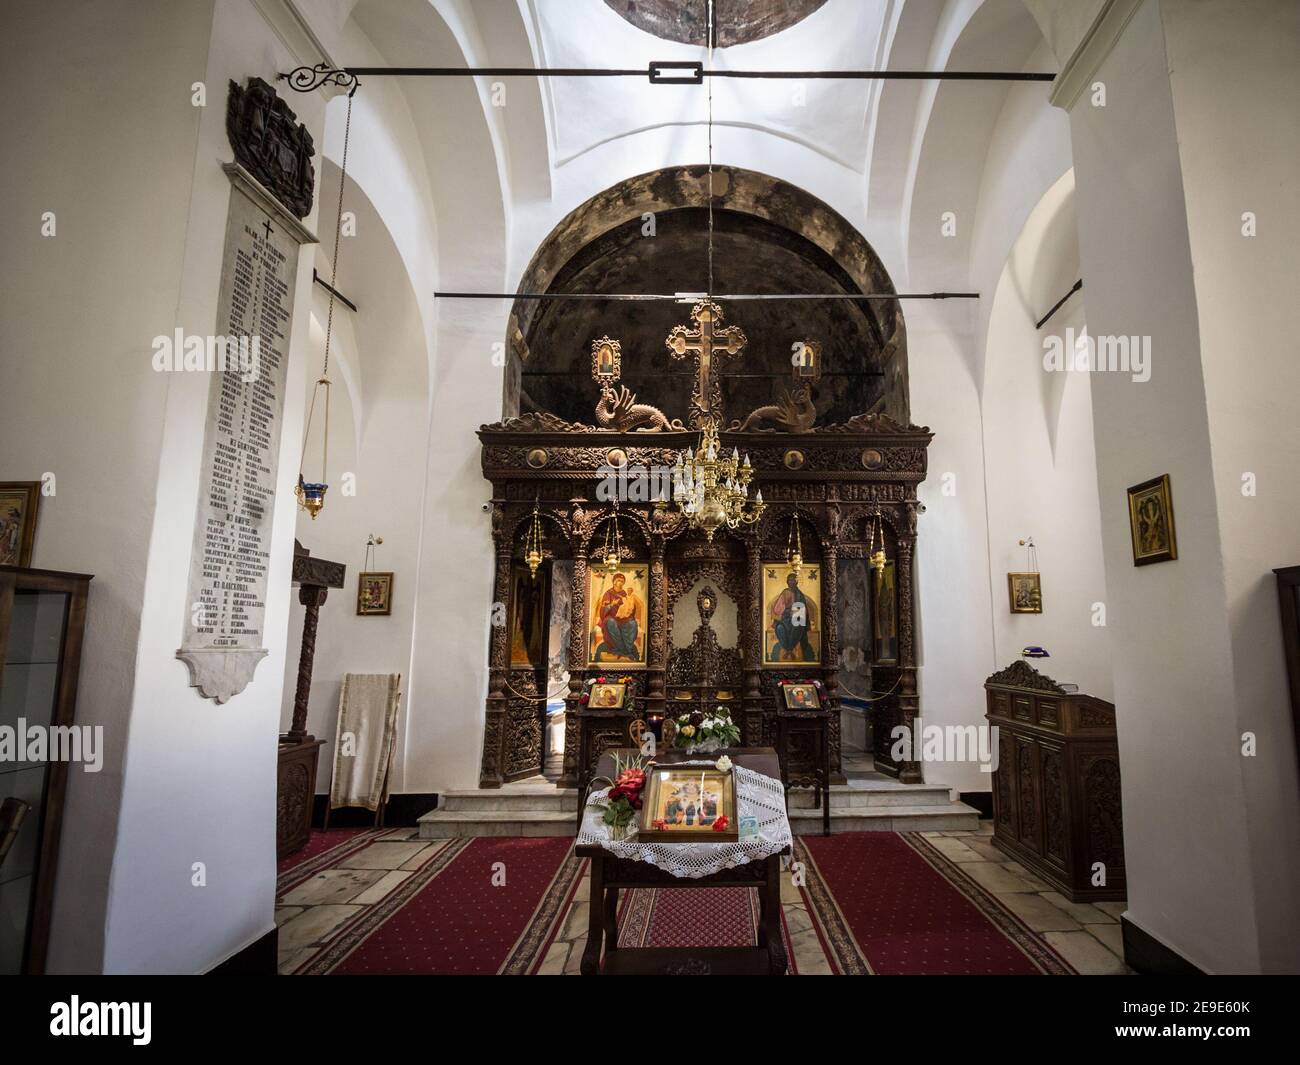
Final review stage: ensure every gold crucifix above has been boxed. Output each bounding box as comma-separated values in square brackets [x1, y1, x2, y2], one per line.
[666, 300, 747, 428]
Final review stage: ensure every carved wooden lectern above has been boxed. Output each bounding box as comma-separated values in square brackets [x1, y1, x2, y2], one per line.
[278, 540, 345, 859]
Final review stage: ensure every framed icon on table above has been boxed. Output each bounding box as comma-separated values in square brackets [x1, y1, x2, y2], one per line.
[639, 765, 738, 842]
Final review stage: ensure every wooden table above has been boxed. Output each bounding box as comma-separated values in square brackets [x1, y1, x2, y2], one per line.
[575, 746, 791, 975]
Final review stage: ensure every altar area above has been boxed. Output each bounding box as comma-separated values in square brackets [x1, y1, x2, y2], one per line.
[420, 297, 980, 839]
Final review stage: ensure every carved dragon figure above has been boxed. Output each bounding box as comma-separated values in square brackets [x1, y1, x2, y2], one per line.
[731, 385, 817, 433]
[595, 384, 677, 432]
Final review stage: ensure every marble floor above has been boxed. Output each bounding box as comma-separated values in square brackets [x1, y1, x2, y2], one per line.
[276, 820, 1132, 975]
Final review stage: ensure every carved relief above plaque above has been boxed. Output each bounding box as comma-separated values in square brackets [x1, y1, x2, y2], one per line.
[226, 77, 316, 219]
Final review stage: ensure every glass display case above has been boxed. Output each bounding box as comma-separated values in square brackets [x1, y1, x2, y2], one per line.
[0, 565, 92, 974]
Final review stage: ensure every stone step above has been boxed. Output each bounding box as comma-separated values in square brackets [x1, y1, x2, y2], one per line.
[438, 787, 578, 813]
[788, 801, 981, 834]
[786, 783, 954, 809]
[418, 808, 576, 839]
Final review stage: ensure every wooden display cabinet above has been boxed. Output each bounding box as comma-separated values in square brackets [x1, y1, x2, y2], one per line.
[984, 660, 1126, 902]
[0, 565, 92, 973]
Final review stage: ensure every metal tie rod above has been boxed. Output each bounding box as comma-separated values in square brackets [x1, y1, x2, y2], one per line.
[434, 291, 978, 302]
[281, 62, 1054, 91]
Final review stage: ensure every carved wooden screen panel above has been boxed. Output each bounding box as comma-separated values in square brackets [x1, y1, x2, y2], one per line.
[1080, 750, 1125, 881]
[504, 565, 550, 781]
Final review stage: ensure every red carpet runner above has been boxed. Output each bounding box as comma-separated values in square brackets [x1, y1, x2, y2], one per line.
[293, 837, 582, 975]
[798, 833, 1075, 974]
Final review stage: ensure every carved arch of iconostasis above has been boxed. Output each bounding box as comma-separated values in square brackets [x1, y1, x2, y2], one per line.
[502, 165, 908, 430]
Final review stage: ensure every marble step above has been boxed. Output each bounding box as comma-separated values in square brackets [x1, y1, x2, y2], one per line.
[438, 787, 578, 813]
[786, 783, 955, 809]
[788, 801, 981, 834]
[418, 808, 576, 839]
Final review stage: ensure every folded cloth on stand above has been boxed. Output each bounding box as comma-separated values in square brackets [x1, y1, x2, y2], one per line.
[329, 673, 401, 812]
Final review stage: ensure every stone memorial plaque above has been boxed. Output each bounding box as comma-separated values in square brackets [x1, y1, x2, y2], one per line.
[177, 165, 316, 702]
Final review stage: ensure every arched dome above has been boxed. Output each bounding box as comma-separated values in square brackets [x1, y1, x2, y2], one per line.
[505, 165, 908, 428]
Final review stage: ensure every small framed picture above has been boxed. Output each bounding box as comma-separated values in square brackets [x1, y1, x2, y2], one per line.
[589, 682, 626, 709]
[1128, 474, 1178, 566]
[0, 482, 41, 568]
[357, 572, 394, 616]
[1008, 572, 1043, 614]
[640, 765, 738, 842]
[780, 682, 821, 710]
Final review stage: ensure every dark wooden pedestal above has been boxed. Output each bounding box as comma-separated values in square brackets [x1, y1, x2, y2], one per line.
[776, 709, 832, 836]
[277, 736, 325, 860]
[279, 541, 345, 860]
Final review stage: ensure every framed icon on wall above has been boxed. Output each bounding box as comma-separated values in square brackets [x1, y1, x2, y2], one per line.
[357, 572, 393, 616]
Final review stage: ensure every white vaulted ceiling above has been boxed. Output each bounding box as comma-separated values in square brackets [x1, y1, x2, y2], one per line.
[525, 0, 890, 173]
[310, 0, 1067, 368]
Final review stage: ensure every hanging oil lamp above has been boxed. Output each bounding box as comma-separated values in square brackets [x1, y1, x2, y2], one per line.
[1019, 537, 1042, 611]
[524, 499, 544, 579]
[601, 502, 623, 575]
[295, 86, 357, 520]
[296, 374, 331, 519]
[786, 510, 804, 578]
[869, 511, 888, 574]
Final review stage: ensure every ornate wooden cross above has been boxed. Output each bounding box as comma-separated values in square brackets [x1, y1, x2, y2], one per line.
[666, 300, 747, 428]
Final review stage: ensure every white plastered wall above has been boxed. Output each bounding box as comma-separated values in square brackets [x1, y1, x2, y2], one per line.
[1058, 0, 1300, 972]
[1, 0, 330, 972]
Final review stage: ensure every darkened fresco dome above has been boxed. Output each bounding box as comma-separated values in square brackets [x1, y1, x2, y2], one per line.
[604, 0, 829, 48]
[504, 166, 909, 429]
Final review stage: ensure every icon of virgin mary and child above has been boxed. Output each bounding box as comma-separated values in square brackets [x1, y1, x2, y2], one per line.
[591, 571, 644, 663]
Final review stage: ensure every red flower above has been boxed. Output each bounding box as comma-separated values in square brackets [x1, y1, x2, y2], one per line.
[712, 815, 729, 832]
[652, 819, 667, 830]
[608, 768, 646, 809]
[616, 768, 645, 792]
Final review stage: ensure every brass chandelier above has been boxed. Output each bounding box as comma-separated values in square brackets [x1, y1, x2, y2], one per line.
[671, 417, 764, 541]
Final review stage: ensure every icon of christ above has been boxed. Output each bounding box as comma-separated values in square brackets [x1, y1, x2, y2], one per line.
[762, 563, 821, 665]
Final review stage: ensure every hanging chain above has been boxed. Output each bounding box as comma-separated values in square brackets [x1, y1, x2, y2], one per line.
[322, 90, 354, 379]
[299, 86, 356, 485]
[706, 0, 715, 298]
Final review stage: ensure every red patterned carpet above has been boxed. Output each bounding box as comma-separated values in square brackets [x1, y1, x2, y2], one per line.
[616, 886, 799, 973]
[278, 831, 1078, 975]
[798, 833, 1075, 974]
[291, 837, 581, 975]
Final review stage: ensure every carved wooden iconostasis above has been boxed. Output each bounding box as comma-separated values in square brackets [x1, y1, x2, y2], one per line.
[479, 298, 933, 792]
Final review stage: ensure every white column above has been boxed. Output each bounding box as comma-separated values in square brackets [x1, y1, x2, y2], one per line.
[1050, 0, 1300, 972]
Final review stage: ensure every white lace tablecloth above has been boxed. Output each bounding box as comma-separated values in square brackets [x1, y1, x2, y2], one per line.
[576, 761, 793, 879]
